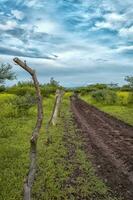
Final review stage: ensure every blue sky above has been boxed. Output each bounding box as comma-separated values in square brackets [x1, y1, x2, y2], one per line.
[0, 0, 133, 87]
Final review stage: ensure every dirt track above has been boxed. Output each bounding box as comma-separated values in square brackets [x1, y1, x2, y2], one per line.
[71, 97, 133, 200]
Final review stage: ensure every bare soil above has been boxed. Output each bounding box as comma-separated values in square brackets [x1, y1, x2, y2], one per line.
[71, 97, 133, 200]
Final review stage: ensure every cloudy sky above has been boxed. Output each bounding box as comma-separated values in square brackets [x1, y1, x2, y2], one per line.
[0, 0, 133, 87]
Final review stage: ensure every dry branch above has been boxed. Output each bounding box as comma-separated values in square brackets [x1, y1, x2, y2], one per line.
[13, 57, 43, 200]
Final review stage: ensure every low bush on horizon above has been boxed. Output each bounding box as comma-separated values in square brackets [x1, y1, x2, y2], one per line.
[5, 78, 63, 97]
[91, 89, 117, 105]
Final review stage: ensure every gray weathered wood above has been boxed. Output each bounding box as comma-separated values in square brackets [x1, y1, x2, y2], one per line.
[13, 57, 43, 200]
[51, 89, 64, 126]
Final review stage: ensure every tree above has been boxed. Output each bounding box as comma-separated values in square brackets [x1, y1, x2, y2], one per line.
[108, 82, 118, 89]
[49, 77, 59, 87]
[0, 64, 16, 84]
[125, 76, 133, 90]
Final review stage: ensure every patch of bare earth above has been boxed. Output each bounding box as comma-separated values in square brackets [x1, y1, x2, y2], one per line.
[71, 97, 133, 200]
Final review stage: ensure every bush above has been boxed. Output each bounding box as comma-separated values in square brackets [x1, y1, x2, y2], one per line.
[6, 86, 35, 96]
[0, 85, 6, 92]
[91, 90, 104, 102]
[117, 91, 129, 105]
[128, 92, 133, 104]
[11, 93, 36, 116]
[91, 90, 117, 105]
[120, 85, 132, 91]
[41, 85, 57, 97]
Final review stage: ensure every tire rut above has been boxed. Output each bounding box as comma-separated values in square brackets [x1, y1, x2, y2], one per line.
[71, 98, 133, 200]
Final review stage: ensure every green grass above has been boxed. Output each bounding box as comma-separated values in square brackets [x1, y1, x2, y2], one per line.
[0, 96, 37, 199]
[99, 105, 133, 125]
[0, 93, 119, 199]
[32, 95, 118, 200]
[81, 94, 133, 126]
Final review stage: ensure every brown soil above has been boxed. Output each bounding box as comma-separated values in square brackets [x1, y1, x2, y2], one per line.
[71, 97, 133, 200]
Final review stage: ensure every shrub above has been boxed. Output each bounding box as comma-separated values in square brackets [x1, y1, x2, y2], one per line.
[0, 85, 6, 92]
[11, 93, 36, 116]
[6, 86, 35, 96]
[128, 92, 133, 104]
[41, 86, 57, 97]
[120, 85, 132, 91]
[91, 89, 117, 105]
[91, 90, 104, 102]
[117, 91, 129, 105]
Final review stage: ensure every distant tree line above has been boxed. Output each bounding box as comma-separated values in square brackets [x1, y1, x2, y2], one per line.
[0, 63, 133, 96]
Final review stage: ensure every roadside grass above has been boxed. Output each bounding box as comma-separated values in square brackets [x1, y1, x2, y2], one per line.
[81, 94, 133, 126]
[0, 94, 38, 199]
[98, 105, 133, 126]
[0, 93, 119, 200]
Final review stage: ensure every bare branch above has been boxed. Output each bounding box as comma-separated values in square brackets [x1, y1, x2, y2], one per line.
[13, 57, 43, 200]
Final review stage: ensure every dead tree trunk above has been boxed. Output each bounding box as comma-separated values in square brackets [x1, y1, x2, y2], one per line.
[50, 89, 63, 126]
[13, 58, 43, 200]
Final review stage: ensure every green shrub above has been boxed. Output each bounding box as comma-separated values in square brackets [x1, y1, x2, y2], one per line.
[91, 90, 117, 105]
[11, 93, 36, 116]
[128, 92, 133, 104]
[104, 90, 117, 104]
[91, 90, 104, 102]
[6, 86, 35, 96]
[0, 85, 6, 92]
[116, 91, 133, 105]
[41, 86, 57, 97]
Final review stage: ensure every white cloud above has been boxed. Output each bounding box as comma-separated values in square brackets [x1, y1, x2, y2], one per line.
[25, 0, 45, 8]
[0, 20, 17, 31]
[0, 0, 133, 86]
[95, 12, 125, 30]
[95, 21, 113, 29]
[1, 34, 24, 47]
[115, 45, 133, 54]
[0, 11, 4, 15]
[34, 20, 61, 35]
[11, 10, 24, 20]
[106, 13, 124, 22]
[26, 0, 36, 7]
[119, 26, 133, 39]
[36, 21, 55, 33]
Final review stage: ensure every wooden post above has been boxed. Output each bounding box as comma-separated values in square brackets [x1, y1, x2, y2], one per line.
[47, 89, 63, 128]
[13, 57, 43, 200]
[51, 89, 64, 125]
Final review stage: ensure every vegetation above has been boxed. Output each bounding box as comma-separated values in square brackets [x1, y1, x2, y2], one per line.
[82, 94, 133, 125]
[0, 93, 36, 199]
[125, 76, 133, 90]
[0, 63, 16, 84]
[77, 76, 133, 125]
[6, 77, 63, 97]
[0, 93, 119, 200]
[11, 93, 36, 116]
[91, 89, 117, 105]
[0, 74, 132, 199]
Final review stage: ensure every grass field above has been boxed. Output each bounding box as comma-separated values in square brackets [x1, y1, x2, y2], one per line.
[81, 93, 133, 126]
[0, 93, 119, 200]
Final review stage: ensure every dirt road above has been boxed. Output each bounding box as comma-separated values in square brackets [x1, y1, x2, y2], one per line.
[71, 97, 133, 200]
